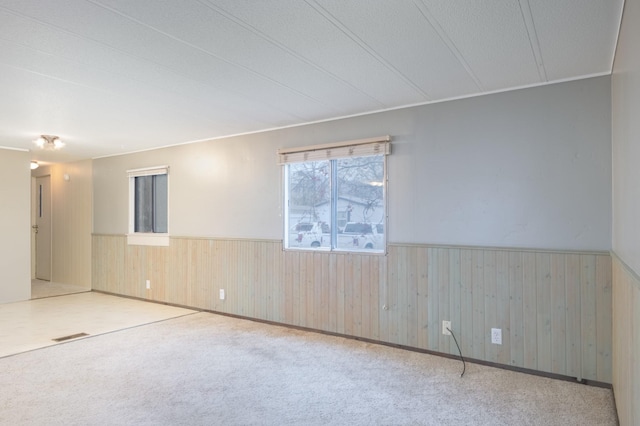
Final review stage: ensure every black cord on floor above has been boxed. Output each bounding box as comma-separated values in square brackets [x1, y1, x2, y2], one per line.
[447, 327, 466, 377]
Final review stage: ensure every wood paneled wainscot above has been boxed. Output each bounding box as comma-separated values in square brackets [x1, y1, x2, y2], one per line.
[612, 255, 640, 425]
[93, 235, 612, 383]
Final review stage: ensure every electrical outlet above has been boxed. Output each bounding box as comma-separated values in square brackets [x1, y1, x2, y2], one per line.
[145, 279, 151, 290]
[491, 328, 502, 344]
[219, 289, 225, 300]
[442, 320, 451, 335]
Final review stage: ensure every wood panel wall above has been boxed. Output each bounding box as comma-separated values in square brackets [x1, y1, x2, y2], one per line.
[92, 235, 612, 383]
[612, 255, 640, 426]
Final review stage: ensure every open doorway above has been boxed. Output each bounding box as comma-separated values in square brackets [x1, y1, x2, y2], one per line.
[30, 173, 88, 299]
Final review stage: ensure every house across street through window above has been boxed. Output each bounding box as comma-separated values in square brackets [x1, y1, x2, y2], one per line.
[279, 136, 390, 253]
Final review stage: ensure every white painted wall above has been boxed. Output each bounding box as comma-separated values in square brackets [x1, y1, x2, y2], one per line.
[613, 0, 640, 272]
[33, 161, 93, 287]
[612, 1, 640, 424]
[0, 148, 31, 303]
[94, 76, 611, 251]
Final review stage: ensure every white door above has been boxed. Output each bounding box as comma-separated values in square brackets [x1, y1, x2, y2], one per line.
[35, 175, 52, 281]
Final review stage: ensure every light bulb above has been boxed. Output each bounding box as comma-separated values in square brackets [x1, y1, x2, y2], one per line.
[34, 137, 45, 148]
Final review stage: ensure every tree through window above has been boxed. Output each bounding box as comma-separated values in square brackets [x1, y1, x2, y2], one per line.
[280, 137, 390, 252]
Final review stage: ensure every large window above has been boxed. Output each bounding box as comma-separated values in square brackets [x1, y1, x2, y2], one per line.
[281, 137, 390, 253]
[127, 166, 169, 246]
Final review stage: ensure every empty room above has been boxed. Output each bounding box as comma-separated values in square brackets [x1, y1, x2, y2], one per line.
[0, 0, 638, 424]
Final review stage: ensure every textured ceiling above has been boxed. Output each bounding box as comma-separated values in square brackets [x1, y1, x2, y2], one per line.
[0, 0, 625, 163]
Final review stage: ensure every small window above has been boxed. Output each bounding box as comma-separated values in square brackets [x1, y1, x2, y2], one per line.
[127, 166, 169, 246]
[134, 174, 167, 233]
[280, 137, 390, 253]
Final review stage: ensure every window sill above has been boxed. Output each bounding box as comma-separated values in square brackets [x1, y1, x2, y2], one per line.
[127, 233, 170, 247]
[284, 246, 385, 255]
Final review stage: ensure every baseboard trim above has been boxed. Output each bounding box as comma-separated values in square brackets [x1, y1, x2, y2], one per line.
[93, 289, 612, 389]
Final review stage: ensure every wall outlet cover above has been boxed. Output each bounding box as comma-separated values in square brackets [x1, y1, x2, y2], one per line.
[491, 328, 502, 345]
[442, 320, 451, 335]
[219, 289, 225, 300]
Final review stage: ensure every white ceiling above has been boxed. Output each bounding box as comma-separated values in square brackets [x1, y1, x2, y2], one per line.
[0, 0, 625, 163]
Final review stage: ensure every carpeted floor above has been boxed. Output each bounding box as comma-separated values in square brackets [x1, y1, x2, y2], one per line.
[0, 312, 617, 425]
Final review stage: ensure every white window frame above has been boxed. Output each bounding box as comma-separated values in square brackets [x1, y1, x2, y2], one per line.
[279, 136, 390, 253]
[127, 165, 170, 246]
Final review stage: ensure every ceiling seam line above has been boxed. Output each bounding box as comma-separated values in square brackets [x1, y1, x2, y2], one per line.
[412, 0, 484, 92]
[0, 61, 243, 131]
[197, 0, 388, 110]
[0, 3, 308, 122]
[609, 0, 627, 72]
[304, 0, 432, 101]
[518, 0, 548, 82]
[0, 61, 119, 92]
[0, 35, 252, 123]
[87, 0, 342, 115]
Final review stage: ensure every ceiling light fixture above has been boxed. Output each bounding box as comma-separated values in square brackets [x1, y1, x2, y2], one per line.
[30, 161, 39, 170]
[34, 135, 65, 150]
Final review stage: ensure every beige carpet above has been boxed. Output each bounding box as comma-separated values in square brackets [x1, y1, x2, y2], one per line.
[0, 312, 616, 425]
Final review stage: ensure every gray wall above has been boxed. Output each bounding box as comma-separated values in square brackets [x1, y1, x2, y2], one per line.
[0, 148, 31, 303]
[94, 76, 611, 251]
